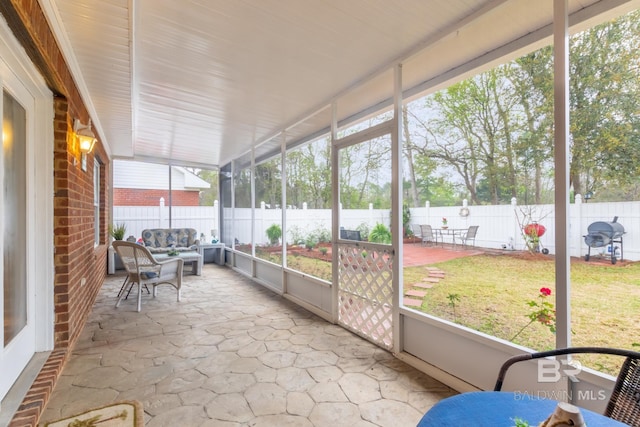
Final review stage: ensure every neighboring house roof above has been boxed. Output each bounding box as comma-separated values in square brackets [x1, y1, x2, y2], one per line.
[113, 160, 210, 191]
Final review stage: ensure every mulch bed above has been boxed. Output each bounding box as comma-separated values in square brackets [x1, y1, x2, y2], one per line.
[492, 248, 636, 267]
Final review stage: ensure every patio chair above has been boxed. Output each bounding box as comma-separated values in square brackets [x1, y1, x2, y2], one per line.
[419, 224, 439, 246]
[112, 240, 184, 312]
[411, 224, 423, 245]
[454, 225, 478, 247]
[494, 347, 640, 425]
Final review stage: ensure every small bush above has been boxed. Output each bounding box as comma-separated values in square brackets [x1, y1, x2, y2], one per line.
[319, 246, 328, 256]
[356, 223, 370, 241]
[266, 223, 282, 245]
[312, 225, 331, 243]
[305, 236, 318, 250]
[368, 223, 391, 244]
[287, 225, 305, 245]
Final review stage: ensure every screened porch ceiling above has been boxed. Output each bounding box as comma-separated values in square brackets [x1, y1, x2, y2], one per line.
[41, 0, 639, 169]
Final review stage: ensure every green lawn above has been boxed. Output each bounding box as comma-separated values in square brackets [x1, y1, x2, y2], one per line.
[253, 247, 640, 374]
[404, 253, 640, 374]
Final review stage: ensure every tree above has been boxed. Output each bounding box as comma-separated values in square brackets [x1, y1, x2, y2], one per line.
[183, 167, 220, 206]
[404, 9, 640, 204]
[508, 48, 554, 204]
[417, 71, 517, 204]
[568, 11, 640, 196]
[255, 159, 281, 208]
[403, 105, 421, 207]
[339, 132, 391, 209]
[286, 138, 332, 208]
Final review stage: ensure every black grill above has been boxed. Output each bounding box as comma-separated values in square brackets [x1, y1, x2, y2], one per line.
[584, 216, 625, 264]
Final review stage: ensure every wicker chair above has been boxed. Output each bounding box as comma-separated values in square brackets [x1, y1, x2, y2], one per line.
[494, 347, 640, 425]
[112, 240, 184, 312]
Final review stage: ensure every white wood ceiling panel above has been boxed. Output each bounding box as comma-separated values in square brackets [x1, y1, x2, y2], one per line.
[44, 0, 132, 157]
[41, 0, 640, 168]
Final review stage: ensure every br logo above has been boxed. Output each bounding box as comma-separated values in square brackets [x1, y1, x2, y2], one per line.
[538, 359, 583, 383]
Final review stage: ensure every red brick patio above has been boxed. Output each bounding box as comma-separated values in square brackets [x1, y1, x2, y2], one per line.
[403, 242, 484, 267]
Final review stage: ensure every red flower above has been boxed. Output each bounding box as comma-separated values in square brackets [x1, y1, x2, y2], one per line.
[511, 287, 556, 341]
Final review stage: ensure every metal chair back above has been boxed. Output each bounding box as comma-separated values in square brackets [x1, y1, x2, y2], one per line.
[420, 225, 438, 246]
[458, 225, 479, 247]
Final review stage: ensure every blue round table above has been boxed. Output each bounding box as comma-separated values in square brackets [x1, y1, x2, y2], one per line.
[417, 391, 629, 426]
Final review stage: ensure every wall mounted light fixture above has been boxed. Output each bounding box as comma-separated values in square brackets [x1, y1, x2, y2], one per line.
[74, 118, 97, 171]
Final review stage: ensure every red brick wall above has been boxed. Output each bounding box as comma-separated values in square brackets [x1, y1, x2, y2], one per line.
[114, 188, 200, 206]
[2, 1, 111, 426]
[53, 104, 109, 349]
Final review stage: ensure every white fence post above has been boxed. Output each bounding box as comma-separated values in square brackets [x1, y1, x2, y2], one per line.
[261, 201, 266, 245]
[213, 200, 219, 239]
[425, 201, 430, 225]
[369, 203, 374, 228]
[511, 197, 518, 250]
[574, 194, 583, 259]
[159, 197, 166, 228]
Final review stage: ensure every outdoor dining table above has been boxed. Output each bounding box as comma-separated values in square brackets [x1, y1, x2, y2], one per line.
[435, 227, 467, 247]
[417, 391, 628, 426]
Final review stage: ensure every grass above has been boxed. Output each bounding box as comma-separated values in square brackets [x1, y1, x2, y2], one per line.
[404, 253, 640, 374]
[242, 246, 640, 374]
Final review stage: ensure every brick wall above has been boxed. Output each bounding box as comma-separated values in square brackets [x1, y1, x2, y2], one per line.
[1, 1, 111, 426]
[114, 188, 200, 206]
[53, 103, 109, 349]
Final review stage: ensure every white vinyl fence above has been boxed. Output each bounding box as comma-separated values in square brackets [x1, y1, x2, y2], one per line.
[113, 198, 220, 242]
[114, 196, 640, 261]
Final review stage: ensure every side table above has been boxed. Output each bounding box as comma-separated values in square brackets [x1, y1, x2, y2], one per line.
[197, 243, 226, 266]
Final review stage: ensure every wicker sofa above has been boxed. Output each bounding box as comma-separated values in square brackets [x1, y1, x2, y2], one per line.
[140, 228, 200, 254]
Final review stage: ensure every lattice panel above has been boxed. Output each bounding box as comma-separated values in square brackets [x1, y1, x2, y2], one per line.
[337, 244, 394, 349]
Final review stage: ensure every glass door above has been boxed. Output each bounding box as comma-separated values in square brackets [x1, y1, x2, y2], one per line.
[0, 85, 35, 400]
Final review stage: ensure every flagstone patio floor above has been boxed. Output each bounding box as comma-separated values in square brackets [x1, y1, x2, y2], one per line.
[39, 263, 458, 426]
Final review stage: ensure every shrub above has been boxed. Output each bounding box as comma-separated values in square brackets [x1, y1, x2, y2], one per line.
[319, 246, 328, 256]
[389, 204, 412, 236]
[266, 223, 282, 245]
[305, 236, 318, 250]
[312, 225, 331, 243]
[403, 204, 411, 235]
[287, 225, 305, 245]
[368, 223, 391, 244]
[356, 222, 370, 241]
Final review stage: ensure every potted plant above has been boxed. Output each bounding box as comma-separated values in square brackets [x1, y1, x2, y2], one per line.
[369, 223, 392, 244]
[109, 223, 127, 240]
[266, 223, 282, 245]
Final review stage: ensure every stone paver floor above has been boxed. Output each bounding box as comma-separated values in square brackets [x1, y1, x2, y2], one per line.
[39, 264, 456, 426]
